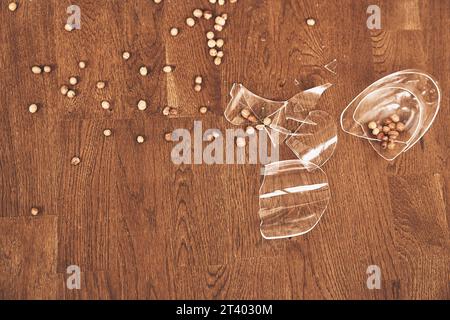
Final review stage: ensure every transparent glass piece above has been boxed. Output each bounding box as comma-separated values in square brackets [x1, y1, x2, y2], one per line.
[285, 110, 337, 168]
[270, 83, 333, 137]
[294, 56, 338, 88]
[225, 83, 334, 149]
[225, 83, 336, 166]
[259, 160, 330, 239]
[224, 83, 287, 127]
[324, 59, 338, 75]
[225, 83, 337, 239]
[340, 70, 441, 160]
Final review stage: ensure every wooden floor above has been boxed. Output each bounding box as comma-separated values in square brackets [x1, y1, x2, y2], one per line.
[1, 0, 449, 300]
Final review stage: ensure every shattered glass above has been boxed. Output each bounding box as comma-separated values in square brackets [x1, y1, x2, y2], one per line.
[285, 110, 337, 168]
[225, 83, 337, 167]
[259, 160, 330, 239]
[224, 83, 287, 128]
[224, 81, 337, 239]
[324, 59, 338, 75]
[340, 70, 441, 160]
[270, 83, 333, 138]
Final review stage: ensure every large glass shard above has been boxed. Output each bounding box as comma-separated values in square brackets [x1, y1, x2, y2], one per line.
[285, 110, 337, 168]
[224, 83, 287, 127]
[225, 83, 333, 146]
[259, 160, 330, 239]
[270, 83, 333, 138]
[340, 70, 441, 160]
[224, 83, 336, 167]
[225, 82, 337, 239]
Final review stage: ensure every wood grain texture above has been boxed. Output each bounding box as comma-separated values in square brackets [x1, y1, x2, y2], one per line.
[0, 0, 449, 300]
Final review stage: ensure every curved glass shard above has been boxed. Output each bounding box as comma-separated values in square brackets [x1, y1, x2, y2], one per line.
[225, 83, 334, 144]
[340, 70, 441, 160]
[225, 83, 337, 239]
[224, 83, 287, 127]
[224, 83, 336, 167]
[285, 110, 337, 168]
[270, 83, 333, 137]
[259, 160, 330, 239]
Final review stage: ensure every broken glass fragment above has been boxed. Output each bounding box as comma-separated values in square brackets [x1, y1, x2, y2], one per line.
[225, 82, 338, 239]
[259, 160, 330, 239]
[225, 83, 334, 147]
[324, 59, 338, 75]
[340, 70, 441, 160]
[285, 110, 337, 168]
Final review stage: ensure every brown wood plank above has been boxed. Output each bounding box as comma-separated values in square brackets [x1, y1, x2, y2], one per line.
[388, 174, 450, 299]
[0, 216, 58, 299]
[174, 258, 290, 299]
[0, 0, 449, 299]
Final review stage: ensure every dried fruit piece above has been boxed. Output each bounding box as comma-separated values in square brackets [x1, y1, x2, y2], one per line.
[306, 18, 316, 26]
[71, 157, 81, 166]
[31, 207, 39, 216]
[8, 2, 17, 12]
[138, 100, 147, 111]
[31, 66, 42, 74]
[28, 104, 38, 113]
[136, 135, 145, 144]
[170, 27, 179, 36]
[368, 121, 377, 130]
[122, 51, 131, 60]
